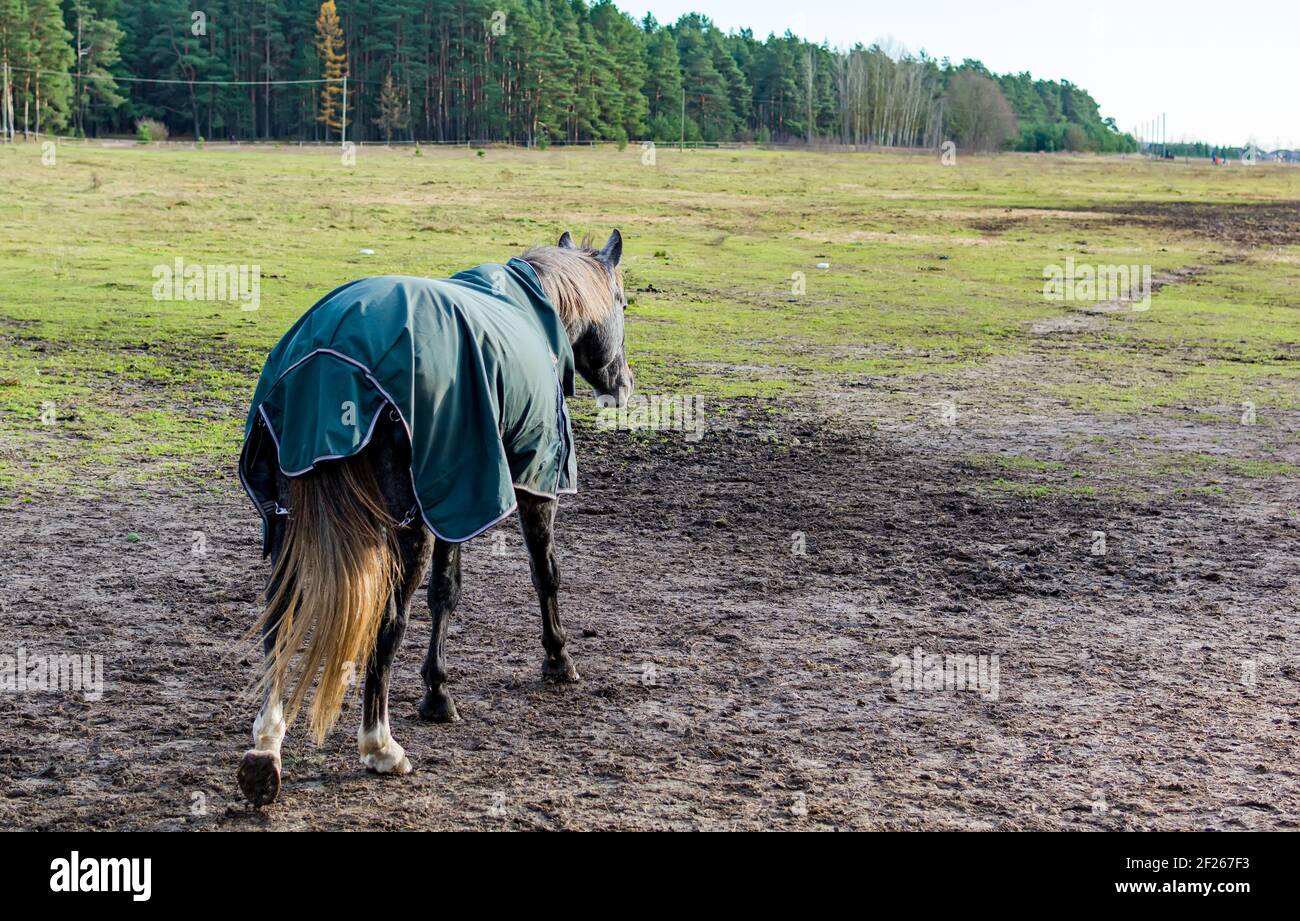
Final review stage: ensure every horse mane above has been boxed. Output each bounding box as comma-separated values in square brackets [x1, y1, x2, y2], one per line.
[519, 241, 618, 333]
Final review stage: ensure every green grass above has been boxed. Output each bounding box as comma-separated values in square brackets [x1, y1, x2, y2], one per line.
[964, 452, 1065, 473]
[979, 473, 1102, 500]
[1, 141, 1298, 491]
[1153, 452, 1300, 479]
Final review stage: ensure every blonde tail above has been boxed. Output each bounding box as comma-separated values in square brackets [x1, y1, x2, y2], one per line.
[253, 455, 400, 744]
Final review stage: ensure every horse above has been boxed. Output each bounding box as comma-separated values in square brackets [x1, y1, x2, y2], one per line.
[235, 230, 632, 807]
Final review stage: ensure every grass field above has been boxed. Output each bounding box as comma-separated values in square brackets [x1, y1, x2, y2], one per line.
[2, 141, 1299, 830]
[2, 142, 1298, 493]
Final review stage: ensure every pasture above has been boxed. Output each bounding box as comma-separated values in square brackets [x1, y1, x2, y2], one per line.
[1, 142, 1298, 829]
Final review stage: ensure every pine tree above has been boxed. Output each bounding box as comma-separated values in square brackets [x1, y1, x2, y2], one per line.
[0, 1, 26, 141]
[642, 26, 682, 140]
[674, 16, 732, 141]
[0, 0, 34, 142]
[750, 33, 800, 139]
[710, 28, 747, 138]
[16, 0, 72, 135]
[574, 17, 610, 141]
[67, 0, 124, 138]
[529, 0, 575, 146]
[549, 0, 586, 142]
[373, 70, 406, 142]
[123, 0, 218, 139]
[590, 0, 645, 140]
[314, 0, 345, 138]
[0, 0, 1135, 150]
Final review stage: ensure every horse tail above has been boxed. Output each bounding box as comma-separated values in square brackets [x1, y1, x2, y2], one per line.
[253, 453, 401, 744]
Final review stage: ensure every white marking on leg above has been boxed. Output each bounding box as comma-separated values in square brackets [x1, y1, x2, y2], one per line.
[252, 696, 286, 757]
[358, 717, 411, 774]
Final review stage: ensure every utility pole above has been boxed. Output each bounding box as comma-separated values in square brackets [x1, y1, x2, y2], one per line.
[341, 74, 348, 147]
[1, 63, 11, 143]
[680, 88, 685, 151]
[6, 62, 15, 144]
[806, 47, 815, 146]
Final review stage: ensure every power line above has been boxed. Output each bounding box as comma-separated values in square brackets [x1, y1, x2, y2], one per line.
[8, 66, 821, 106]
[7, 65, 339, 87]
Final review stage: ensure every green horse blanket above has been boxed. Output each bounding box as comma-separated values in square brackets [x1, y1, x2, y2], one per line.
[239, 258, 576, 545]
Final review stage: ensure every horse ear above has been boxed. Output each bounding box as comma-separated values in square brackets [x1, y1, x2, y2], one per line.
[598, 228, 623, 267]
[558, 231, 575, 249]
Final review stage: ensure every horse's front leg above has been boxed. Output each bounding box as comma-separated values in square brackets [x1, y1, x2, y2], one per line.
[418, 539, 462, 722]
[517, 490, 580, 682]
[358, 525, 431, 774]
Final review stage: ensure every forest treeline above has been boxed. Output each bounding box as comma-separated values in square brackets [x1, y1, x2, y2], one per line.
[0, 0, 1137, 152]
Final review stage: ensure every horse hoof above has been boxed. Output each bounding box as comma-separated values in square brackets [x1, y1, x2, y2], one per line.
[363, 751, 413, 775]
[418, 689, 461, 723]
[238, 749, 281, 807]
[543, 656, 581, 683]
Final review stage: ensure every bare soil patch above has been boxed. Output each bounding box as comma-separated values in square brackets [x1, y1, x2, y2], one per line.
[3, 400, 1297, 830]
[1081, 200, 1300, 248]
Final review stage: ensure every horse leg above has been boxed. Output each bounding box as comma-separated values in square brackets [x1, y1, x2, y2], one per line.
[418, 539, 462, 722]
[358, 524, 431, 774]
[238, 511, 289, 807]
[517, 490, 580, 682]
[239, 688, 286, 807]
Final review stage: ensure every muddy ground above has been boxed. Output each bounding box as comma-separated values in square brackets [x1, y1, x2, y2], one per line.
[3, 197, 1299, 831]
[3, 390, 1298, 830]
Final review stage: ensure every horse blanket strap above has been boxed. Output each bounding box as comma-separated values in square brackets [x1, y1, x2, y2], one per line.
[238, 258, 577, 548]
[259, 499, 290, 517]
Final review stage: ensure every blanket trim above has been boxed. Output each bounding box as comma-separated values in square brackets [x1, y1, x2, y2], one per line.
[239, 345, 575, 545]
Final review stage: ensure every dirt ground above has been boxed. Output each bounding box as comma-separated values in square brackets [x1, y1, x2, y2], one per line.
[3, 388, 1298, 830]
[2, 195, 1299, 830]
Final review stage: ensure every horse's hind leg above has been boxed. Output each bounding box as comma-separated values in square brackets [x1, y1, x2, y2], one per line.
[239, 689, 286, 806]
[418, 539, 462, 722]
[358, 524, 430, 773]
[357, 411, 432, 771]
[517, 490, 580, 682]
[238, 512, 289, 807]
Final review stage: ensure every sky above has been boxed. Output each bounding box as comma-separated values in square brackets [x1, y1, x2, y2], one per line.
[620, 0, 1300, 149]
